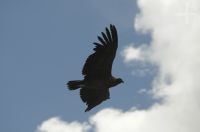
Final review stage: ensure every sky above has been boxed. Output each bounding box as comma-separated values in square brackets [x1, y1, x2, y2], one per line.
[1, 0, 200, 132]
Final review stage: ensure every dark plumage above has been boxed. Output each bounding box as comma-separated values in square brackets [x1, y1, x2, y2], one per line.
[67, 24, 123, 112]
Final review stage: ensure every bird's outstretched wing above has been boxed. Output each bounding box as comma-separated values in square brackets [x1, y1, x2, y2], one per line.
[82, 24, 118, 79]
[80, 88, 110, 112]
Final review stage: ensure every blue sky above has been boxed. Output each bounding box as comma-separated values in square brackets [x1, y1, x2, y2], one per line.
[0, 0, 156, 131]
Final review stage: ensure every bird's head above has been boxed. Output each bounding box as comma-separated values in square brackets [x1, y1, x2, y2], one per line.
[116, 78, 124, 84]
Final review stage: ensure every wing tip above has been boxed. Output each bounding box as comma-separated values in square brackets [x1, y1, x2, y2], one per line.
[84, 106, 93, 112]
[85, 108, 90, 112]
[110, 24, 116, 30]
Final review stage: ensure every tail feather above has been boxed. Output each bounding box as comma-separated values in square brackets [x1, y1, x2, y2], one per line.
[67, 80, 83, 90]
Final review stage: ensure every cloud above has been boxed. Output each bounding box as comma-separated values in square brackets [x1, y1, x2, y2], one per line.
[37, 0, 200, 132]
[121, 44, 156, 77]
[37, 117, 90, 132]
[121, 45, 144, 62]
[138, 88, 148, 94]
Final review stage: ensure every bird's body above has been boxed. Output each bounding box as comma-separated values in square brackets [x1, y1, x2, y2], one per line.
[67, 24, 123, 112]
[69, 77, 121, 90]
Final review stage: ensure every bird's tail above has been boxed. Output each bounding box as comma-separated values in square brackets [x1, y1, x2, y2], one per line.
[67, 80, 83, 90]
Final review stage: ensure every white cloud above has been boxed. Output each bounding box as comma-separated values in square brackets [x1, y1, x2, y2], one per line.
[138, 88, 148, 94]
[121, 44, 155, 77]
[37, 0, 200, 132]
[37, 117, 90, 132]
[121, 45, 143, 62]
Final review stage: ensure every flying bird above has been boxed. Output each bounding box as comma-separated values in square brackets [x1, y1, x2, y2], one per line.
[67, 24, 124, 112]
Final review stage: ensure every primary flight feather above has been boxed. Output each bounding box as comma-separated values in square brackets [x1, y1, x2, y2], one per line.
[67, 24, 123, 112]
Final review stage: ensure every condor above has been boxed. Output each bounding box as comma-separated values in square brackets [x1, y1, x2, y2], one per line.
[67, 24, 123, 112]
